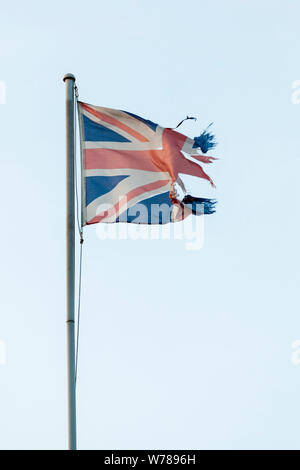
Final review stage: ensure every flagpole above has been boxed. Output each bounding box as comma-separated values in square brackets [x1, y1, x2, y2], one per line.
[63, 73, 77, 450]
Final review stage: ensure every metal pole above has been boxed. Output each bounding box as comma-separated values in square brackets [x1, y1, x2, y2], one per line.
[63, 73, 77, 450]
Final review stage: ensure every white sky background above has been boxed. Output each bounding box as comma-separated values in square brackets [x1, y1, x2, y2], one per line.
[0, 0, 300, 449]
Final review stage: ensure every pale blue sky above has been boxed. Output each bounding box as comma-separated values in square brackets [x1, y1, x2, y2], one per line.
[1, 0, 300, 450]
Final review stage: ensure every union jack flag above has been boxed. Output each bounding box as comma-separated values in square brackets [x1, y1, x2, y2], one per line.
[78, 101, 217, 225]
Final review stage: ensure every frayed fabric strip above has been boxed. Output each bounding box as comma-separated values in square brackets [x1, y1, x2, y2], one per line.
[182, 195, 217, 215]
[193, 128, 217, 153]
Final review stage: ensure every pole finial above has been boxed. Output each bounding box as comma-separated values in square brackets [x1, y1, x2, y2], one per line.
[63, 73, 76, 82]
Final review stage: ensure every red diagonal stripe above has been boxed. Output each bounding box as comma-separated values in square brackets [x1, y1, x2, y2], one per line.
[80, 102, 149, 143]
[87, 179, 170, 224]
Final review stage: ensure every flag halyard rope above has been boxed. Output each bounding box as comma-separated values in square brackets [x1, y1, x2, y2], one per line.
[74, 85, 84, 385]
